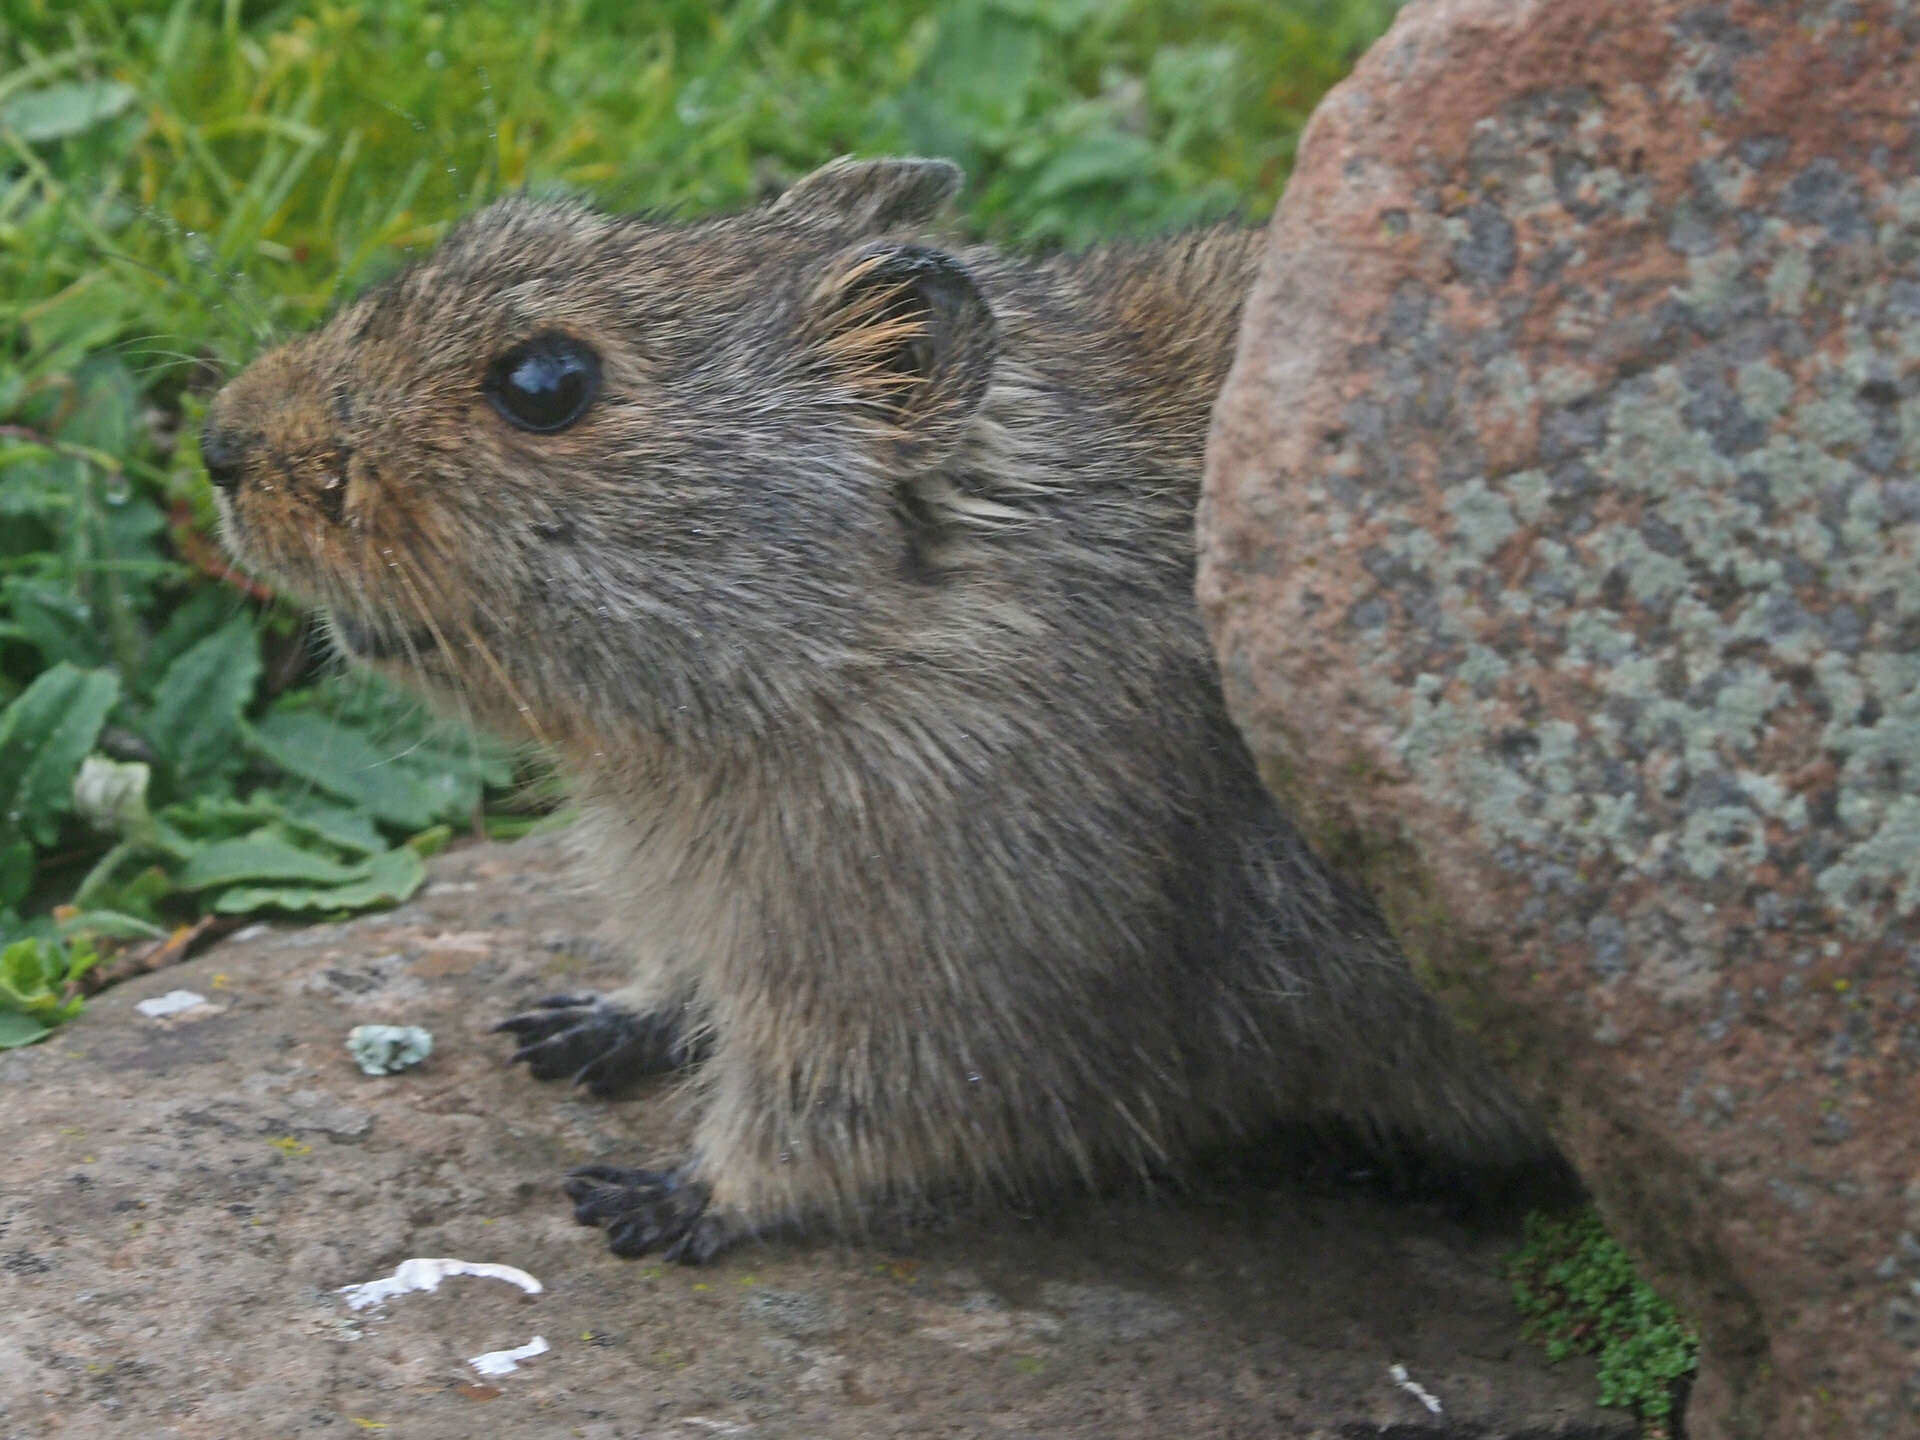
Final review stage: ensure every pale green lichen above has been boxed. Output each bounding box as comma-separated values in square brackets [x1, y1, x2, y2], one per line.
[1888, 176, 1920, 228]
[1354, 124, 1920, 938]
[1584, 523, 1690, 608]
[1678, 247, 1747, 319]
[1459, 643, 1510, 691]
[1735, 770, 1808, 828]
[1395, 523, 1444, 575]
[1735, 359, 1795, 423]
[1538, 365, 1599, 406]
[1756, 433, 1839, 512]
[1564, 610, 1638, 666]
[1765, 245, 1811, 314]
[1679, 806, 1769, 879]
[1797, 389, 1872, 453]
[1502, 467, 1554, 525]
[346, 1024, 433, 1076]
[1445, 479, 1519, 559]
[1484, 354, 1537, 429]
[1816, 797, 1920, 914]
[1717, 666, 1790, 746]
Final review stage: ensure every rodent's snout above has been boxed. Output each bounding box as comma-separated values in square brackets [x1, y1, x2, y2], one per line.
[199, 417, 247, 493]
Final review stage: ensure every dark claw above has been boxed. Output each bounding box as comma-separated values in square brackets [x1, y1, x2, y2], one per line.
[493, 994, 704, 1095]
[563, 1163, 733, 1263]
[530, 992, 600, 1010]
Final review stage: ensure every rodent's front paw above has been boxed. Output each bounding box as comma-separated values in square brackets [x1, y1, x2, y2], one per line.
[564, 1163, 735, 1263]
[493, 993, 701, 1095]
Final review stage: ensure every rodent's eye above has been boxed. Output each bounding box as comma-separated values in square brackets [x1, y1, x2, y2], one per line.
[483, 332, 601, 434]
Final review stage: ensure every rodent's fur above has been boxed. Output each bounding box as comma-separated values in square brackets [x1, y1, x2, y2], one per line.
[205, 158, 1559, 1260]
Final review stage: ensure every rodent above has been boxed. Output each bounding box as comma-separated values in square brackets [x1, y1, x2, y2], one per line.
[202, 157, 1563, 1262]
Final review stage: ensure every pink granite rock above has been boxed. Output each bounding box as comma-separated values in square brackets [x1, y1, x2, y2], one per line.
[1198, 2, 1920, 1436]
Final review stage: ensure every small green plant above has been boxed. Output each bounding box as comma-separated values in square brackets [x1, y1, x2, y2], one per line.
[0, 932, 99, 1047]
[1509, 1208, 1699, 1435]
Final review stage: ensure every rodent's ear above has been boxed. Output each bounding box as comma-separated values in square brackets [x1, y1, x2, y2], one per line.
[769, 157, 963, 234]
[808, 241, 996, 458]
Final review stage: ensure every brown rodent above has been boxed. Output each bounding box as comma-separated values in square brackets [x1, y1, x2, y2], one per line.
[203, 157, 1561, 1262]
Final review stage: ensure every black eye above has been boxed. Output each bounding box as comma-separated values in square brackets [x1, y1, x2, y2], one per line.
[484, 332, 601, 433]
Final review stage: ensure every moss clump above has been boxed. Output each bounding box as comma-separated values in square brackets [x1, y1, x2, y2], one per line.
[1509, 1209, 1698, 1436]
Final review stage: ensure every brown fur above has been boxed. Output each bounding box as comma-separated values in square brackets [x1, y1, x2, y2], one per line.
[205, 158, 1558, 1254]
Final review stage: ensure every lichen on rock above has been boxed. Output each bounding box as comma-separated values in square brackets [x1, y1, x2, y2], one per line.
[1199, 1, 1920, 1436]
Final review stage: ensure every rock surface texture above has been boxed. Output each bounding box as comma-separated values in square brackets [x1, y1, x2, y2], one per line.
[1198, 2, 1920, 1437]
[0, 837, 1628, 1439]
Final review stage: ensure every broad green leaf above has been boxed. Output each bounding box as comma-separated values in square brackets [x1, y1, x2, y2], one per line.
[143, 614, 260, 794]
[1026, 126, 1159, 202]
[0, 911, 56, 947]
[1146, 45, 1236, 137]
[99, 494, 169, 560]
[19, 277, 136, 383]
[1, 580, 104, 668]
[77, 862, 173, 924]
[484, 812, 558, 842]
[0, 663, 120, 846]
[908, 4, 1046, 141]
[1018, 0, 1115, 32]
[280, 675, 514, 785]
[0, 81, 137, 142]
[177, 831, 364, 891]
[0, 450, 73, 518]
[56, 352, 140, 455]
[250, 708, 474, 831]
[0, 831, 31, 911]
[140, 587, 242, 695]
[152, 793, 287, 849]
[272, 789, 385, 857]
[58, 908, 167, 942]
[0, 1012, 49, 1048]
[406, 823, 453, 859]
[213, 845, 425, 914]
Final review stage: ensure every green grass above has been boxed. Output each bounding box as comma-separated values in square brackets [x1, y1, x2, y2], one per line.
[1510, 1208, 1700, 1435]
[0, 0, 1398, 1043]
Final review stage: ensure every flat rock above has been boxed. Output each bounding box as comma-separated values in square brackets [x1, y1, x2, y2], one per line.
[1, 835, 1625, 1438]
[1197, 2, 1920, 1436]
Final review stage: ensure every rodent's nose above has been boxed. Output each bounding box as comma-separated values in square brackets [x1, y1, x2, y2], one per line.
[199, 420, 248, 493]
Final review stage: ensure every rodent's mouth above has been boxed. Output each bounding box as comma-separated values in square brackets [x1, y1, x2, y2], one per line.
[328, 612, 442, 663]
[219, 505, 449, 668]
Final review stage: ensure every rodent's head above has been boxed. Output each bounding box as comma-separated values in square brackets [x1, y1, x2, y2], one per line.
[204, 158, 999, 755]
